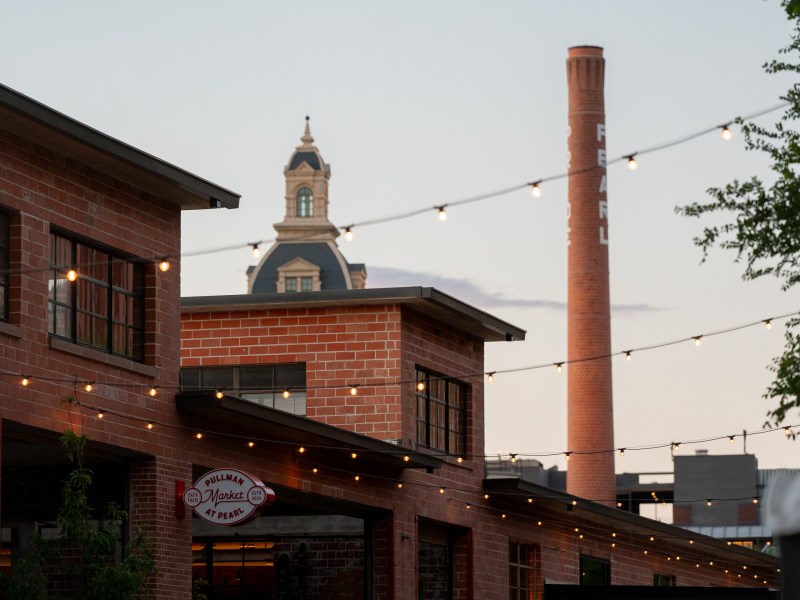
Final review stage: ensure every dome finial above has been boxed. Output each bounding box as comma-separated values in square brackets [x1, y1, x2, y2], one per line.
[301, 115, 314, 145]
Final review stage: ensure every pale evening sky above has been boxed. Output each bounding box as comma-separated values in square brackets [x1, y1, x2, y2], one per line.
[2, 1, 797, 485]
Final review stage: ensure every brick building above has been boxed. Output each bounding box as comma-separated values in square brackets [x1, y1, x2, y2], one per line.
[0, 82, 781, 598]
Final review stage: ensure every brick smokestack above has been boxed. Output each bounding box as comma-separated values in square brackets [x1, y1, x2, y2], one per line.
[566, 46, 615, 505]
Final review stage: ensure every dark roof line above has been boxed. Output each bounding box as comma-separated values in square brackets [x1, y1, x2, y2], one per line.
[182, 286, 526, 343]
[0, 83, 240, 210]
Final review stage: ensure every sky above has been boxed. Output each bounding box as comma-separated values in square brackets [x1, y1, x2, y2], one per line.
[2, 1, 798, 484]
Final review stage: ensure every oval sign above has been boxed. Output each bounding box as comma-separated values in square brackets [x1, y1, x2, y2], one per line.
[183, 468, 275, 526]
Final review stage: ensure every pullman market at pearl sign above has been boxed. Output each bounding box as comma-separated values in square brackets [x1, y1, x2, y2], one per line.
[184, 468, 275, 526]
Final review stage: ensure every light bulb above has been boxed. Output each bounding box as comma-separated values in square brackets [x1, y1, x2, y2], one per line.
[84, 383, 93, 392]
[436, 206, 448, 221]
[618, 448, 626, 457]
[251, 244, 261, 258]
[439, 487, 445, 494]
[625, 351, 632, 362]
[283, 389, 290, 399]
[565, 452, 571, 461]
[487, 372, 494, 383]
[706, 499, 713, 506]
[298, 446, 305, 454]
[555, 363, 563, 373]
[764, 319, 773, 330]
[721, 125, 732, 141]
[354, 475, 360, 481]
[626, 155, 638, 170]
[403, 455, 410, 462]
[351, 452, 358, 459]
[21, 376, 30, 387]
[149, 386, 158, 397]
[416, 382, 425, 392]
[248, 441, 255, 448]
[510, 453, 517, 463]
[67, 269, 78, 282]
[215, 390, 224, 399]
[350, 385, 359, 396]
[196, 432, 203, 440]
[344, 227, 354, 242]
[147, 422, 154, 430]
[693, 336, 702, 346]
[158, 259, 170, 272]
[530, 181, 542, 198]
[729, 436, 735, 444]
[97, 411, 104, 419]
[784, 426, 792, 437]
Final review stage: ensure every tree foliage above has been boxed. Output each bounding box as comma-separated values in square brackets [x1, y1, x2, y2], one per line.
[676, 0, 800, 428]
[0, 429, 155, 600]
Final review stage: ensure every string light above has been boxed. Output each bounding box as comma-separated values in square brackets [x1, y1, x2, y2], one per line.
[555, 362, 563, 374]
[439, 487, 446, 494]
[416, 381, 425, 392]
[706, 499, 713, 507]
[565, 452, 572, 461]
[298, 446, 306, 454]
[436, 206, 448, 221]
[84, 382, 93, 392]
[764, 319, 773, 330]
[283, 388, 291, 399]
[248, 441, 255, 447]
[147, 422, 154, 430]
[349, 384, 359, 396]
[625, 154, 638, 170]
[149, 386, 158, 397]
[251, 243, 261, 258]
[487, 372, 494, 383]
[729, 435, 735, 444]
[158, 259, 170, 272]
[784, 426, 792, 436]
[693, 335, 703, 346]
[530, 180, 542, 198]
[344, 227, 354, 242]
[215, 390, 224, 399]
[96, 411, 104, 419]
[625, 351, 632, 362]
[196, 432, 203, 439]
[720, 124, 733, 140]
[66, 269, 78, 281]
[510, 453, 518, 463]
[20, 376, 30, 387]
[618, 448, 626, 457]
[351, 452, 358, 459]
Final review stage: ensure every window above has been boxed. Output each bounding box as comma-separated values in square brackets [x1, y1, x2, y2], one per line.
[301, 276, 313, 292]
[285, 277, 298, 292]
[509, 542, 537, 600]
[180, 364, 307, 415]
[415, 368, 466, 456]
[48, 232, 144, 360]
[579, 555, 610, 585]
[296, 187, 313, 217]
[653, 573, 675, 586]
[0, 210, 8, 322]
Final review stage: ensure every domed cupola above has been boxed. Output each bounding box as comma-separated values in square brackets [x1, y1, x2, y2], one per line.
[246, 118, 367, 294]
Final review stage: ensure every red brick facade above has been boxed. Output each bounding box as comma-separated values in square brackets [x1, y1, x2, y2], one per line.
[0, 84, 779, 599]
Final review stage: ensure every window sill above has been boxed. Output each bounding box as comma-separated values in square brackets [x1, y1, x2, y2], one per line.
[0, 321, 22, 339]
[49, 337, 157, 378]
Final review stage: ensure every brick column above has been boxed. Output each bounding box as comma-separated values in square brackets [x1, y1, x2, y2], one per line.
[566, 46, 616, 505]
[129, 456, 194, 599]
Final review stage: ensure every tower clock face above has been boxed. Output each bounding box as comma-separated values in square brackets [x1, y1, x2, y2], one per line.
[297, 187, 313, 217]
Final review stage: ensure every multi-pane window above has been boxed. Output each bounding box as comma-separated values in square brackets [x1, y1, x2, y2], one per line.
[301, 276, 313, 292]
[285, 277, 297, 292]
[415, 368, 466, 456]
[509, 542, 536, 600]
[296, 187, 313, 217]
[0, 210, 8, 322]
[180, 364, 307, 415]
[48, 232, 144, 360]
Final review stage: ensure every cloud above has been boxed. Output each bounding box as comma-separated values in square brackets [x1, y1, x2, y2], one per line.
[367, 266, 663, 314]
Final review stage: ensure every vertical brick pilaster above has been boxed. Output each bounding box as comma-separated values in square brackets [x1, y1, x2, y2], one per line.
[129, 456, 193, 599]
[566, 46, 616, 505]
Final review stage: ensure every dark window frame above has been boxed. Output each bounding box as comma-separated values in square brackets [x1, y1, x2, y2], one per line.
[0, 209, 8, 322]
[415, 367, 466, 456]
[180, 364, 307, 415]
[509, 541, 537, 600]
[579, 555, 610, 585]
[48, 230, 145, 360]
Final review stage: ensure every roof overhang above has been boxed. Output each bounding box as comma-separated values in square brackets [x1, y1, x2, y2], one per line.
[176, 391, 442, 473]
[483, 477, 779, 571]
[182, 286, 526, 343]
[0, 83, 239, 210]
